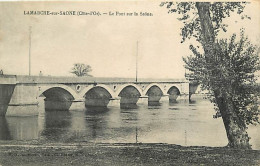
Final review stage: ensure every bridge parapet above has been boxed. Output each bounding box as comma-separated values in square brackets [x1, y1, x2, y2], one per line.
[1, 75, 188, 84]
[0, 75, 17, 84]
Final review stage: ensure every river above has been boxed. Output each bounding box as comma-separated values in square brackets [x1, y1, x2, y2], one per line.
[0, 96, 259, 149]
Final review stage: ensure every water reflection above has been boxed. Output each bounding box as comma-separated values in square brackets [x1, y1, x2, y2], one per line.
[148, 101, 161, 106]
[0, 98, 259, 150]
[0, 116, 38, 140]
[85, 106, 109, 114]
[84, 107, 109, 141]
[40, 111, 72, 142]
[168, 101, 179, 106]
[120, 103, 138, 109]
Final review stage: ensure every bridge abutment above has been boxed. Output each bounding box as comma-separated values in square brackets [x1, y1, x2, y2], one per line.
[5, 84, 39, 116]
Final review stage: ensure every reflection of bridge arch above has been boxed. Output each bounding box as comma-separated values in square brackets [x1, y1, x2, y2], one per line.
[79, 84, 115, 99]
[39, 84, 77, 100]
[115, 84, 143, 97]
[143, 83, 164, 96]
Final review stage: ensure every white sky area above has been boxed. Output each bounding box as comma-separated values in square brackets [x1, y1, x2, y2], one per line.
[0, 1, 259, 78]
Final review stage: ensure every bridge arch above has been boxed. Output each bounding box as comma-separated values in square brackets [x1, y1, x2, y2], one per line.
[79, 84, 115, 98]
[143, 83, 164, 104]
[39, 85, 77, 100]
[39, 85, 76, 111]
[167, 86, 181, 102]
[116, 84, 142, 109]
[80, 84, 114, 107]
[115, 84, 143, 97]
[165, 85, 182, 94]
[143, 83, 164, 96]
[167, 86, 181, 95]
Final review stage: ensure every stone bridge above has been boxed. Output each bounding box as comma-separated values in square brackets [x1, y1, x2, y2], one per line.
[0, 75, 194, 116]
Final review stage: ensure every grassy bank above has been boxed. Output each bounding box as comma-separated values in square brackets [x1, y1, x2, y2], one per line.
[0, 143, 259, 166]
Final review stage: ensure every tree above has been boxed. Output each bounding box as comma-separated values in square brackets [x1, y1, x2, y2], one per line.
[71, 63, 92, 77]
[161, 2, 260, 149]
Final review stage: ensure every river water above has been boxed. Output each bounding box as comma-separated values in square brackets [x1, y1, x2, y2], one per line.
[0, 96, 259, 149]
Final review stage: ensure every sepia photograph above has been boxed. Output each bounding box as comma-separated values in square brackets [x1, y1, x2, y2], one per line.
[0, 0, 260, 165]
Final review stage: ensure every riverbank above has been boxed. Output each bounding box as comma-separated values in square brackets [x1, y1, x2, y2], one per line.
[0, 142, 259, 166]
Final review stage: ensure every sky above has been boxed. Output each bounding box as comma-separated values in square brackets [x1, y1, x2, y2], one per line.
[0, 1, 259, 79]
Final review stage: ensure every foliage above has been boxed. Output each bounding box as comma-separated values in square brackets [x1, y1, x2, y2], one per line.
[183, 30, 260, 125]
[161, 2, 260, 148]
[71, 63, 92, 77]
[160, 2, 260, 124]
[160, 2, 250, 43]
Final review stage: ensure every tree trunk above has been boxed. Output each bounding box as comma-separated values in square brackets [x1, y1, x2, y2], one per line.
[195, 2, 251, 149]
[214, 90, 251, 149]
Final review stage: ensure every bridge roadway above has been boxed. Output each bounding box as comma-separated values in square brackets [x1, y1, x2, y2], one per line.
[0, 75, 194, 116]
